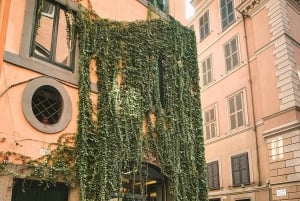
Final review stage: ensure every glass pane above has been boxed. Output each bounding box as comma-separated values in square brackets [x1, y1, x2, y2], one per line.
[55, 8, 72, 66]
[229, 98, 235, 113]
[221, 7, 227, 19]
[236, 93, 242, 110]
[200, 16, 204, 26]
[34, 4, 55, 59]
[204, 11, 208, 21]
[211, 123, 216, 138]
[232, 53, 238, 67]
[230, 114, 236, 129]
[231, 38, 237, 51]
[227, 1, 233, 15]
[226, 58, 232, 71]
[207, 58, 211, 69]
[202, 62, 207, 73]
[206, 126, 211, 140]
[207, 71, 212, 83]
[224, 44, 230, 57]
[221, 0, 226, 8]
[228, 13, 234, 24]
[210, 108, 215, 120]
[205, 23, 209, 36]
[205, 111, 210, 122]
[237, 111, 244, 127]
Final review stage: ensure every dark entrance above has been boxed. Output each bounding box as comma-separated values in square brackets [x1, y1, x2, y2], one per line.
[112, 163, 165, 201]
[11, 179, 68, 201]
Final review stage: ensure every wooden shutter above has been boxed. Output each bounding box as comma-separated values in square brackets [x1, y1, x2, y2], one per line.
[207, 161, 220, 190]
[231, 153, 250, 186]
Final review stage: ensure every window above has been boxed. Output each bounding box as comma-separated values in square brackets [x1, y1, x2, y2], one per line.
[32, 85, 62, 125]
[22, 77, 72, 134]
[228, 91, 245, 130]
[199, 11, 210, 40]
[220, 0, 235, 30]
[204, 106, 217, 140]
[148, 0, 168, 12]
[224, 36, 239, 72]
[32, 0, 76, 70]
[209, 199, 221, 201]
[11, 179, 68, 201]
[231, 153, 250, 186]
[207, 161, 220, 190]
[202, 56, 213, 86]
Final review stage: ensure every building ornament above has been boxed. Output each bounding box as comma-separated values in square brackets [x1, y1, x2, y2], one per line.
[237, 0, 300, 17]
[236, 0, 266, 17]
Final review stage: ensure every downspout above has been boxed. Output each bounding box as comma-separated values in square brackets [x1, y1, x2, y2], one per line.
[241, 15, 262, 187]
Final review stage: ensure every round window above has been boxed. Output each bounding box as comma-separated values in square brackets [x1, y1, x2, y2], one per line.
[22, 77, 72, 133]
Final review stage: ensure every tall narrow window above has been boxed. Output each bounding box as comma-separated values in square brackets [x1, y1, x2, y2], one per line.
[207, 161, 220, 190]
[204, 106, 217, 140]
[220, 0, 235, 30]
[228, 91, 245, 130]
[199, 10, 210, 40]
[32, 0, 76, 70]
[148, 0, 168, 12]
[231, 153, 250, 186]
[224, 36, 239, 72]
[202, 56, 212, 86]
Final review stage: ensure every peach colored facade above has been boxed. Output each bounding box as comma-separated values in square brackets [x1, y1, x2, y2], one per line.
[188, 0, 300, 201]
[0, 0, 187, 201]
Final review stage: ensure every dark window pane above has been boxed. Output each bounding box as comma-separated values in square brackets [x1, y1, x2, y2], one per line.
[236, 93, 242, 110]
[237, 111, 244, 127]
[232, 53, 238, 67]
[210, 108, 215, 120]
[211, 123, 216, 138]
[224, 44, 230, 57]
[229, 98, 235, 113]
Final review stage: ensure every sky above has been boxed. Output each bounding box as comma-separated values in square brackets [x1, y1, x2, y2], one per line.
[185, 0, 195, 19]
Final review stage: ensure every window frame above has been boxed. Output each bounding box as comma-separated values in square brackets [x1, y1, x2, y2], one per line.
[8, 0, 80, 86]
[223, 35, 240, 73]
[227, 90, 246, 131]
[204, 105, 217, 140]
[31, 0, 76, 71]
[201, 55, 213, 87]
[220, 0, 235, 30]
[231, 152, 251, 187]
[207, 161, 220, 190]
[199, 10, 210, 40]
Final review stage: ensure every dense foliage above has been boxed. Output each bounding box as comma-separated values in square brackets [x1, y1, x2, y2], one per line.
[75, 7, 207, 201]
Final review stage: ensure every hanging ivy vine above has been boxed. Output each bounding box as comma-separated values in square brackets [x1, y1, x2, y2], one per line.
[1, 1, 207, 201]
[75, 5, 207, 201]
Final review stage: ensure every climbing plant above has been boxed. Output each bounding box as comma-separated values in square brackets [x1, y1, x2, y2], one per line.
[75, 5, 207, 201]
[1, 1, 207, 201]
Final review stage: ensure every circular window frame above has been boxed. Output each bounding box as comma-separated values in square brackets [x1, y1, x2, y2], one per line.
[22, 77, 72, 133]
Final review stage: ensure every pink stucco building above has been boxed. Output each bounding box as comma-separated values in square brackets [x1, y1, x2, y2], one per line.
[0, 1, 189, 201]
[187, 0, 300, 200]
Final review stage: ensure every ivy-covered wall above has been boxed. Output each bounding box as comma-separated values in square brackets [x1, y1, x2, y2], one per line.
[75, 7, 207, 201]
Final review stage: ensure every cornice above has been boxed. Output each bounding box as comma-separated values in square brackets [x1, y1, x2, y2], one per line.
[236, 0, 267, 17]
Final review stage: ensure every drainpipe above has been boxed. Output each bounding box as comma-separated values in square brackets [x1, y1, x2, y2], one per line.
[241, 15, 262, 187]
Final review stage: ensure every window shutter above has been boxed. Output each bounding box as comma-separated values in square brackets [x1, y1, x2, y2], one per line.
[232, 156, 240, 186]
[240, 153, 250, 184]
[207, 161, 220, 190]
[231, 153, 250, 186]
